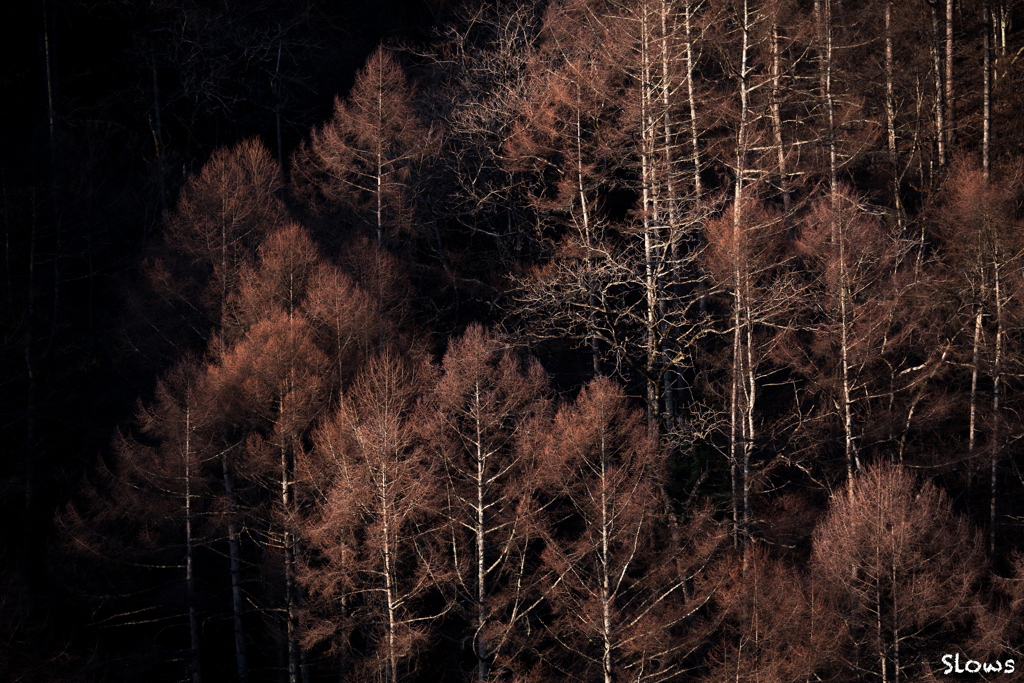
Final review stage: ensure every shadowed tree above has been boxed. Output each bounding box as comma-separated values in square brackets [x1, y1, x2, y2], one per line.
[228, 222, 323, 332]
[291, 46, 436, 250]
[208, 305, 328, 683]
[302, 261, 378, 395]
[157, 138, 287, 342]
[60, 358, 217, 683]
[703, 196, 796, 554]
[813, 463, 985, 683]
[538, 377, 722, 683]
[706, 543, 843, 683]
[505, 0, 625, 375]
[936, 157, 1024, 557]
[785, 187, 936, 490]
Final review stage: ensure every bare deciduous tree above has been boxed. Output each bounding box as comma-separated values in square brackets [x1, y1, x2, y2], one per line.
[813, 463, 984, 683]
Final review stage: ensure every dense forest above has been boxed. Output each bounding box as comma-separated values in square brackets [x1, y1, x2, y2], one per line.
[5, 0, 1024, 681]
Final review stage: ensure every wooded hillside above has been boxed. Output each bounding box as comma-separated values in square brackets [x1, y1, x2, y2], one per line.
[4, 0, 1024, 681]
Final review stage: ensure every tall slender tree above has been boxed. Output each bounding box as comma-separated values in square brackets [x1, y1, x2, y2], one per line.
[936, 158, 1024, 557]
[292, 46, 436, 250]
[300, 353, 445, 683]
[813, 463, 984, 683]
[538, 378, 719, 683]
[420, 325, 551, 682]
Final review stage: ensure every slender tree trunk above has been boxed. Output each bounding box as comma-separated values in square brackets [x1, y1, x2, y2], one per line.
[684, 0, 702, 203]
[729, 0, 751, 553]
[930, 2, 946, 167]
[991, 254, 1003, 556]
[382, 466, 398, 683]
[885, 0, 905, 229]
[684, 0, 708, 327]
[42, 0, 59, 356]
[600, 434, 613, 683]
[185, 406, 203, 683]
[819, 0, 858, 490]
[275, 39, 285, 176]
[281, 400, 299, 683]
[151, 52, 167, 223]
[983, 0, 991, 179]
[660, 0, 679, 421]
[876, 579, 887, 683]
[770, 24, 792, 238]
[969, 299, 983, 453]
[576, 101, 601, 375]
[639, 4, 660, 427]
[222, 454, 249, 683]
[945, 0, 954, 147]
[474, 390, 489, 683]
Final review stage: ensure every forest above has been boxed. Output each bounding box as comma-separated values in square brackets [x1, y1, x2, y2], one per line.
[4, 0, 1024, 681]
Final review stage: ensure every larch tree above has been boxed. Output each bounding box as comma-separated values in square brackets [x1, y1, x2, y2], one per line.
[505, 0, 625, 375]
[299, 353, 445, 683]
[302, 261, 378, 395]
[291, 46, 436, 250]
[538, 377, 720, 683]
[197, 221, 327, 683]
[228, 222, 324, 331]
[787, 188, 920, 490]
[158, 138, 287, 343]
[215, 312, 328, 683]
[703, 196, 795, 555]
[61, 358, 218, 683]
[813, 463, 984, 683]
[419, 324, 551, 682]
[707, 543, 843, 683]
[513, 0, 712, 431]
[936, 158, 1024, 557]
[420, 1, 544, 275]
[208, 222, 330, 683]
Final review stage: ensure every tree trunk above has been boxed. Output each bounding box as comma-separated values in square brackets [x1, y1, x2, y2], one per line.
[730, 0, 751, 552]
[885, 0, 905, 229]
[684, 0, 708, 323]
[185, 406, 203, 683]
[983, 0, 991, 179]
[930, 2, 946, 167]
[382, 465, 398, 683]
[281, 399, 299, 683]
[945, 0, 954, 147]
[222, 454, 249, 683]
[969, 299, 983, 453]
[151, 52, 167, 223]
[275, 40, 285, 176]
[991, 253, 1003, 556]
[770, 24, 792, 239]
[660, 0, 679, 420]
[684, 0, 702, 203]
[474, 390, 489, 683]
[639, 4, 660, 427]
[600, 435, 613, 683]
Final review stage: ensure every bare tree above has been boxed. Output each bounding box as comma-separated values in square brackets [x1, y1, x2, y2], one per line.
[62, 358, 218, 683]
[703, 196, 795, 553]
[706, 543, 842, 683]
[419, 324, 551, 682]
[292, 46, 436, 250]
[300, 353, 445, 683]
[538, 377, 721, 683]
[813, 463, 984, 683]
[159, 137, 287, 343]
[936, 158, 1024, 556]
